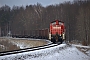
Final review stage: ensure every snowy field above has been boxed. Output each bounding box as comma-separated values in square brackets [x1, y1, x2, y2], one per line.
[0, 44, 90, 60]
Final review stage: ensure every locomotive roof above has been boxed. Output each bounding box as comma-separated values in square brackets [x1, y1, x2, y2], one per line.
[51, 20, 64, 23]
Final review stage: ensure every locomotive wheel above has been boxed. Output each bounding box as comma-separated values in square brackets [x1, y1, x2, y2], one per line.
[51, 38, 53, 42]
[58, 37, 63, 44]
[51, 37, 56, 44]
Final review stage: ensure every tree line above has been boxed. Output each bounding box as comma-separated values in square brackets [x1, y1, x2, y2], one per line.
[0, 0, 90, 45]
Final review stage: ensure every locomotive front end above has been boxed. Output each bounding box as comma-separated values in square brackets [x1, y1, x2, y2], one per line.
[49, 20, 65, 44]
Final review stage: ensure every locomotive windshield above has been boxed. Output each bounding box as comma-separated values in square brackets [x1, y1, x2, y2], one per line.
[51, 20, 63, 25]
[52, 22, 56, 25]
[59, 22, 63, 25]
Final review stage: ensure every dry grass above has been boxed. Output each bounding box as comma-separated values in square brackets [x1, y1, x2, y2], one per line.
[0, 38, 20, 52]
[69, 40, 81, 45]
[82, 40, 88, 46]
[0, 37, 48, 52]
[69, 40, 89, 46]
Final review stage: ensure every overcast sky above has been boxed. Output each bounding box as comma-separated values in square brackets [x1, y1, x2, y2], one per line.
[0, 0, 73, 8]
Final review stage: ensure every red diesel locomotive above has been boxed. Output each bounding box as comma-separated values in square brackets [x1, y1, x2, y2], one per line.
[49, 20, 65, 43]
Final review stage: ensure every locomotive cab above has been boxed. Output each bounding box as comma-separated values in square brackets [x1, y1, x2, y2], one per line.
[49, 20, 65, 44]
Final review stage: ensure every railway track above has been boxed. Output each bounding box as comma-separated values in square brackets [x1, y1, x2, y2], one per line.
[0, 43, 59, 56]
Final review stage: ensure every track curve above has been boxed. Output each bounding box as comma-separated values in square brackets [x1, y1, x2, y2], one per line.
[0, 43, 60, 56]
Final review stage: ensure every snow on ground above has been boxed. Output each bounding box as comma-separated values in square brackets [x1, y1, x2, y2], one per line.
[72, 44, 90, 57]
[86, 50, 90, 56]
[72, 44, 90, 48]
[0, 44, 90, 60]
